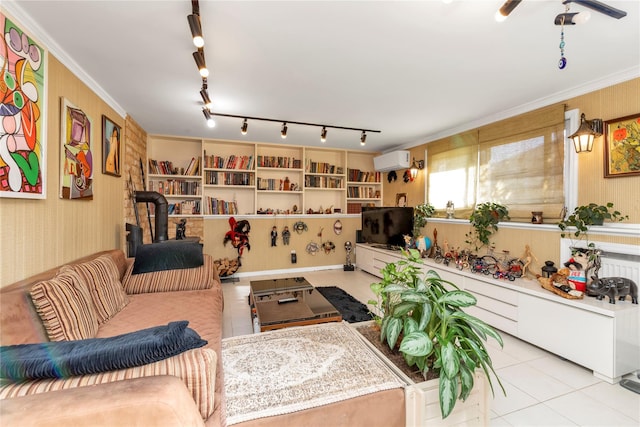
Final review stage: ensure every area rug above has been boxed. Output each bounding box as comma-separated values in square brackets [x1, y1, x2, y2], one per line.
[222, 322, 405, 425]
[316, 286, 374, 323]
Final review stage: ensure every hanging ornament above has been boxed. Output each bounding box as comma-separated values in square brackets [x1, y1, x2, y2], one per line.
[558, 6, 568, 70]
[282, 226, 291, 245]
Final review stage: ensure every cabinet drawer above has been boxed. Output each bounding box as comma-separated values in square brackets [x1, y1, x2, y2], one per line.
[465, 278, 518, 306]
[466, 306, 517, 336]
[473, 293, 518, 321]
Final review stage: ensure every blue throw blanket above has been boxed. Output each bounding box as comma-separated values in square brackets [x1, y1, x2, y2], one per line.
[0, 321, 207, 381]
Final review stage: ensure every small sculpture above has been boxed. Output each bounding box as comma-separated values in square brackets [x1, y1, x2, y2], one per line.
[282, 226, 291, 245]
[322, 241, 335, 254]
[344, 241, 354, 271]
[588, 277, 638, 304]
[293, 221, 308, 234]
[270, 226, 278, 246]
[306, 241, 320, 255]
[175, 219, 186, 240]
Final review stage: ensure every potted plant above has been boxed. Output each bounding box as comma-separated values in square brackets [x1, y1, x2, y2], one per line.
[368, 249, 504, 420]
[465, 202, 509, 252]
[558, 202, 628, 241]
[413, 202, 435, 237]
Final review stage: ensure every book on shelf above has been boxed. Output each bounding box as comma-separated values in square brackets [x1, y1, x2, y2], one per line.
[304, 175, 344, 188]
[167, 200, 201, 215]
[347, 168, 381, 183]
[257, 155, 302, 169]
[347, 186, 379, 199]
[150, 179, 201, 195]
[148, 159, 176, 175]
[305, 159, 343, 175]
[203, 151, 254, 170]
[204, 196, 238, 215]
[205, 171, 255, 186]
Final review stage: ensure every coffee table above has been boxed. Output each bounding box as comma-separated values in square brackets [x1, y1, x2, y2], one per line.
[249, 277, 342, 332]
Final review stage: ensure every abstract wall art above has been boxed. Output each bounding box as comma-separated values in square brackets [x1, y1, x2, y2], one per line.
[60, 97, 93, 200]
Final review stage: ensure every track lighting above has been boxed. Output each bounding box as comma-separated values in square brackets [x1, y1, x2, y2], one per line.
[200, 88, 213, 111]
[360, 131, 367, 146]
[202, 108, 215, 128]
[241, 119, 248, 135]
[320, 127, 327, 143]
[281, 123, 288, 139]
[187, 14, 204, 48]
[192, 50, 209, 78]
[495, 0, 521, 22]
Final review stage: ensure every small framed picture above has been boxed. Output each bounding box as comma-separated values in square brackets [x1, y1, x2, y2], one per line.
[102, 115, 121, 177]
[396, 193, 407, 207]
[603, 113, 640, 178]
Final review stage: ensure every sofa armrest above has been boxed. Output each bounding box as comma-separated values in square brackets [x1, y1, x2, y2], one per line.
[0, 376, 205, 427]
[122, 254, 219, 294]
[0, 348, 217, 420]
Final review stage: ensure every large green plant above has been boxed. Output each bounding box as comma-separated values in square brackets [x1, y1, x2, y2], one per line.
[369, 249, 505, 419]
[465, 202, 509, 251]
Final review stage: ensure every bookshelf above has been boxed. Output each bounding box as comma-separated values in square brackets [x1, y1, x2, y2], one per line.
[146, 135, 382, 216]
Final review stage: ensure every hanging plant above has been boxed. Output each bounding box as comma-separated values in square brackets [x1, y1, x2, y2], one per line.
[465, 202, 509, 252]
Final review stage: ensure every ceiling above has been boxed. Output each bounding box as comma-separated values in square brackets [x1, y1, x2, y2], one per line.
[6, 0, 640, 153]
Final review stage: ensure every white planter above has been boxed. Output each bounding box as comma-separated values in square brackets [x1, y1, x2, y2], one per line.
[353, 322, 490, 427]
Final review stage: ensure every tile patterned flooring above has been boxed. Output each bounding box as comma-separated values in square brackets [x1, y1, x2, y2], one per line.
[222, 268, 640, 426]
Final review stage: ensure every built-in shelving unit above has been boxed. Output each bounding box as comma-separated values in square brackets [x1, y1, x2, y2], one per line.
[146, 135, 381, 217]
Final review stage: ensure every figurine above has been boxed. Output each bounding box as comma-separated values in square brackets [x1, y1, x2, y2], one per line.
[271, 226, 278, 246]
[344, 241, 354, 271]
[282, 226, 291, 245]
[175, 218, 186, 240]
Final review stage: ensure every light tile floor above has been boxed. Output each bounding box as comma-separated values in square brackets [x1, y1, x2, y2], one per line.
[222, 268, 640, 426]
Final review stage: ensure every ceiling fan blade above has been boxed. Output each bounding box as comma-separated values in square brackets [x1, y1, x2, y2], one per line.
[563, 0, 627, 19]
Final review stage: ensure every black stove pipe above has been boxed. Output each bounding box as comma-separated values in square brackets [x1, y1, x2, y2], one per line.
[134, 191, 168, 242]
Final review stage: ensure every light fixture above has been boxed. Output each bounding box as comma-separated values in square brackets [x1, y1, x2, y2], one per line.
[202, 108, 215, 128]
[569, 113, 602, 153]
[187, 14, 204, 48]
[554, 11, 591, 25]
[320, 127, 327, 143]
[495, 0, 522, 22]
[410, 157, 425, 180]
[200, 87, 213, 111]
[193, 50, 209, 78]
[241, 119, 248, 135]
[281, 122, 288, 139]
[360, 131, 367, 146]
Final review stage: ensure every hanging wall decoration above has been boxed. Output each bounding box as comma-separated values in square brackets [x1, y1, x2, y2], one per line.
[0, 12, 47, 199]
[333, 220, 342, 235]
[293, 220, 308, 234]
[102, 115, 121, 177]
[60, 97, 93, 200]
[270, 226, 278, 246]
[282, 226, 291, 245]
[223, 217, 251, 256]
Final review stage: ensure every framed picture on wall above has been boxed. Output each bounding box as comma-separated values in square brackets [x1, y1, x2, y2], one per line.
[396, 193, 407, 207]
[102, 115, 121, 177]
[60, 97, 93, 200]
[603, 113, 640, 178]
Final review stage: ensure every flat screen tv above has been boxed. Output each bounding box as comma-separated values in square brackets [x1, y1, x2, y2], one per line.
[360, 206, 414, 248]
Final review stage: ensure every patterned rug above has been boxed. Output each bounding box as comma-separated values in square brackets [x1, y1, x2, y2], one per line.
[222, 322, 405, 425]
[316, 286, 374, 323]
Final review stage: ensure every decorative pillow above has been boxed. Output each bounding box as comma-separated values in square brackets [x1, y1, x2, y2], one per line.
[30, 269, 99, 341]
[132, 241, 204, 275]
[123, 254, 213, 295]
[62, 255, 130, 324]
[0, 321, 207, 381]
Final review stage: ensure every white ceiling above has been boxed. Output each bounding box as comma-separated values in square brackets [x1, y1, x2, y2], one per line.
[6, 0, 640, 152]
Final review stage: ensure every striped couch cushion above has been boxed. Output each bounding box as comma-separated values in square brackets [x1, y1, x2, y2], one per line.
[62, 255, 129, 324]
[122, 254, 214, 295]
[0, 347, 217, 420]
[29, 270, 99, 341]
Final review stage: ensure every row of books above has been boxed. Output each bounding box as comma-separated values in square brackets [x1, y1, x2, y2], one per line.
[203, 153, 254, 170]
[347, 202, 376, 214]
[257, 178, 299, 191]
[148, 158, 200, 176]
[204, 171, 254, 186]
[204, 196, 238, 215]
[305, 159, 344, 175]
[167, 201, 201, 215]
[347, 186, 380, 199]
[149, 180, 200, 196]
[257, 156, 302, 169]
[304, 176, 344, 189]
[347, 169, 381, 183]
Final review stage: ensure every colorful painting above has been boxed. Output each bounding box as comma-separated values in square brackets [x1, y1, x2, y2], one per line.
[102, 115, 121, 177]
[0, 12, 47, 199]
[604, 114, 640, 178]
[60, 97, 93, 199]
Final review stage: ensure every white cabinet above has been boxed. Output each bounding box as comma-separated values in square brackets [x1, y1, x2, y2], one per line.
[355, 243, 640, 383]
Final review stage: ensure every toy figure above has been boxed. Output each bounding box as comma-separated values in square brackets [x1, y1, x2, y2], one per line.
[282, 226, 291, 245]
[223, 217, 251, 256]
[271, 226, 278, 246]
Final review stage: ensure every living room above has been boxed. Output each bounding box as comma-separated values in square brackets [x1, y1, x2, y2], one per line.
[1, 1, 639, 426]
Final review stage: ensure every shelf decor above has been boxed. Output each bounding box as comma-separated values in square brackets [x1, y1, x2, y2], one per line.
[604, 113, 640, 178]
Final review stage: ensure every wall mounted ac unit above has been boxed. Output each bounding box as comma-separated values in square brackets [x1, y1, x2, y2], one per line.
[373, 150, 411, 172]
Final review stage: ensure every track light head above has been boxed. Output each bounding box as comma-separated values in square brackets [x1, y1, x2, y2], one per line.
[320, 127, 327, 143]
[360, 131, 367, 146]
[202, 108, 215, 128]
[495, 0, 522, 22]
[241, 119, 248, 135]
[188, 14, 204, 48]
[200, 88, 213, 110]
[281, 122, 288, 139]
[193, 50, 209, 78]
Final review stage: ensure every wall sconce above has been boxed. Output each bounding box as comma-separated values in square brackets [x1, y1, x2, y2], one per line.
[570, 113, 602, 153]
[409, 158, 424, 180]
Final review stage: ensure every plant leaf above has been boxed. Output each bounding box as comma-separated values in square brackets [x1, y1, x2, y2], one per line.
[440, 340, 460, 378]
[438, 290, 477, 307]
[401, 291, 430, 303]
[386, 317, 403, 349]
[452, 312, 503, 347]
[418, 301, 432, 330]
[392, 301, 416, 317]
[459, 363, 474, 401]
[399, 331, 433, 357]
[381, 283, 408, 293]
[439, 374, 458, 419]
[404, 317, 419, 335]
